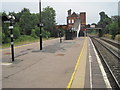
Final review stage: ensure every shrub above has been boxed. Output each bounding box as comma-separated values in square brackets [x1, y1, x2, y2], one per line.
[15, 35, 36, 42]
[14, 25, 20, 39]
[115, 34, 120, 40]
[31, 29, 38, 38]
[2, 33, 5, 43]
[103, 34, 112, 39]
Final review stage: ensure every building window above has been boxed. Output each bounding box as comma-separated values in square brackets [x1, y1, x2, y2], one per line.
[68, 19, 71, 23]
[72, 19, 74, 23]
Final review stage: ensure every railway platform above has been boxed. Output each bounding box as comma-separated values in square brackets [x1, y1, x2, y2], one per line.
[1, 37, 112, 88]
[67, 37, 111, 88]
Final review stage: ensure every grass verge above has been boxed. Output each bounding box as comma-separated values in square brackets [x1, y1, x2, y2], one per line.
[2, 37, 55, 49]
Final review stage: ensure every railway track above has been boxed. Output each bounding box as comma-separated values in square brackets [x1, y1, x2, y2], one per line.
[90, 36, 120, 88]
[100, 38, 120, 49]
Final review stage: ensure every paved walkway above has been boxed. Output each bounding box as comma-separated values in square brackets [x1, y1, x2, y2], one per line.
[2, 37, 85, 88]
[1, 37, 110, 88]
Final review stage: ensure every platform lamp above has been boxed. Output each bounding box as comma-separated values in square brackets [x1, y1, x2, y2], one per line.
[39, 0, 43, 50]
[55, 25, 67, 43]
[55, 25, 62, 43]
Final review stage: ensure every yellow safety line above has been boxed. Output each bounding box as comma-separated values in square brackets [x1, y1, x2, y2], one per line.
[66, 37, 87, 89]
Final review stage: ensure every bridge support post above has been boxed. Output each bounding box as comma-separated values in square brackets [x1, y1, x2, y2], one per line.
[99, 29, 102, 37]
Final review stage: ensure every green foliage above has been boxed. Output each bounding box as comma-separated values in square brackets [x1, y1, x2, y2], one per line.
[14, 24, 20, 39]
[15, 35, 35, 42]
[99, 12, 109, 22]
[35, 26, 51, 38]
[115, 34, 120, 40]
[31, 29, 37, 38]
[2, 33, 5, 42]
[98, 11, 111, 30]
[105, 22, 119, 39]
[35, 26, 40, 37]
[103, 34, 112, 39]
[98, 11, 119, 39]
[2, 24, 10, 44]
[42, 6, 56, 37]
[2, 6, 56, 44]
[98, 18, 111, 33]
[21, 8, 30, 13]
[0, 31, 2, 44]
[42, 28, 51, 38]
[31, 14, 39, 29]
[19, 11, 32, 35]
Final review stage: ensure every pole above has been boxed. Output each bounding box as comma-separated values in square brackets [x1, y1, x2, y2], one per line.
[9, 19, 14, 62]
[60, 30, 62, 43]
[39, 0, 42, 50]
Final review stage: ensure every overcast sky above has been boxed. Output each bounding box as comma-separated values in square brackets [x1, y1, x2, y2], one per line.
[1, 0, 119, 24]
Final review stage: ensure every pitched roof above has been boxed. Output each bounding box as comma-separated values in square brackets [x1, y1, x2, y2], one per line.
[68, 12, 79, 17]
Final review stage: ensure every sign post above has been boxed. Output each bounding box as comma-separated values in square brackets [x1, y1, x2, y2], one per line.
[8, 15, 15, 62]
[9, 23, 14, 61]
[59, 30, 62, 43]
[39, 0, 43, 50]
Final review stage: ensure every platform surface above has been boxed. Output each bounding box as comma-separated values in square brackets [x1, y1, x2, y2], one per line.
[1, 37, 110, 88]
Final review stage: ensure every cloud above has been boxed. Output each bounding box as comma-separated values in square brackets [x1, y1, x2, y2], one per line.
[2, 1, 118, 24]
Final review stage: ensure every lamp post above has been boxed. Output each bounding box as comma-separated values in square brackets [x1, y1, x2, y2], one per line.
[8, 14, 15, 62]
[59, 25, 63, 43]
[39, 0, 42, 50]
[55, 25, 67, 43]
[59, 30, 62, 43]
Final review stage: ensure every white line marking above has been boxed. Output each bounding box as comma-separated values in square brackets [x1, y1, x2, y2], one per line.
[88, 41, 93, 89]
[0, 63, 12, 66]
[89, 37, 111, 88]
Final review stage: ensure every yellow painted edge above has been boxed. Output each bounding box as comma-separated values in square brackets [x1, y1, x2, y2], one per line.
[66, 37, 87, 90]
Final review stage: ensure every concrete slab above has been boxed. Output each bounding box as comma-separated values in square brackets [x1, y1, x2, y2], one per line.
[84, 37, 110, 88]
[2, 37, 85, 88]
[70, 37, 88, 88]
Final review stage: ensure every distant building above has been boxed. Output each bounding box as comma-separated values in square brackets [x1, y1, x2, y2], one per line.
[67, 9, 86, 37]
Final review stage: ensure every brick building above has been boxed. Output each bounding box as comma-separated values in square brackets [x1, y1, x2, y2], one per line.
[66, 9, 86, 37]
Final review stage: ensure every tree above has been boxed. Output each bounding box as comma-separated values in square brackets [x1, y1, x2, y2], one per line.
[98, 11, 111, 34]
[35, 26, 40, 37]
[31, 29, 37, 38]
[42, 29, 51, 38]
[14, 24, 20, 39]
[31, 13, 39, 30]
[19, 8, 32, 35]
[106, 21, 120, 39]
[98, 11, 111, 26]
[2, 6, 57, 44]
[42, 6, 56, 37]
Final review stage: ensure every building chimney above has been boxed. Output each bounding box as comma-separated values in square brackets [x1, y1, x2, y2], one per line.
[80, 12, 86, 25]
[68, 9, 71, 16]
